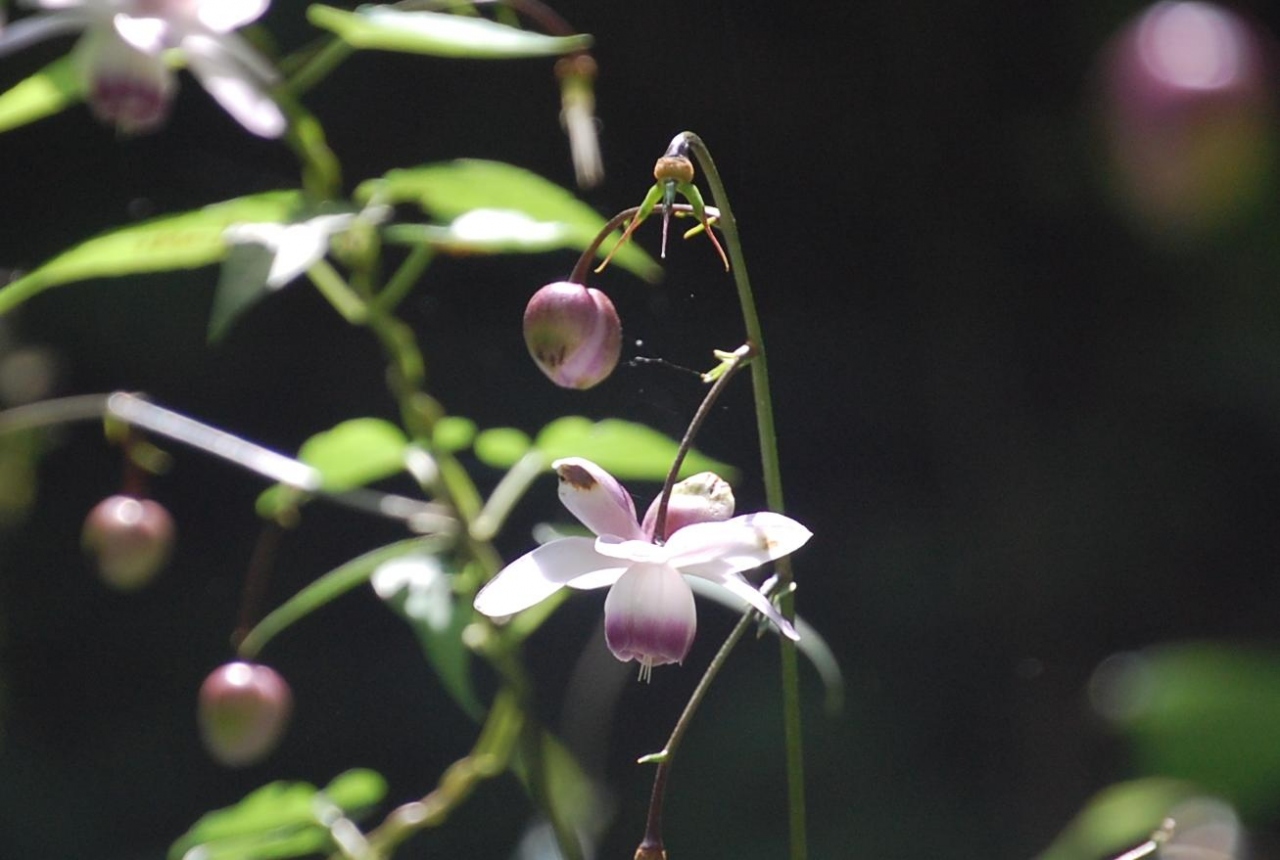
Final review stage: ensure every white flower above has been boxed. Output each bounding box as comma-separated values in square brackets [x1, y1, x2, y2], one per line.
[474, 458, 812, 680]
[0, 0, 284, 137]
[223, 205, 389, 288]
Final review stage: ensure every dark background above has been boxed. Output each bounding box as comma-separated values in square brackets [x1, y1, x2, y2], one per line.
[3, 1, 1280, 858]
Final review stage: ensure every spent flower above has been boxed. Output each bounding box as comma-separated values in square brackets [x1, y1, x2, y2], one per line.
[0, 0, 285, 137]
[474, 458, 811, 680]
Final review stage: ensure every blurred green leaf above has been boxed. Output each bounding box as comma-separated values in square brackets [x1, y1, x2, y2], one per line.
[0, 54, 83, 135]
[1099, 643, 1280, 816]
[474, 426, 534, 468]
[373, 554, 483, 720]
[534, 416, 735, 482]
[433, 415, 478, 453]
[308, 5, 591, 58]
[256, 418, 408, 517]
[0, 191, 302, 316]
[238, 538, 443, 659]
[357, 160, 660, 280]
[169, 769, 386, 860]
[1035, 779, 1195, 860]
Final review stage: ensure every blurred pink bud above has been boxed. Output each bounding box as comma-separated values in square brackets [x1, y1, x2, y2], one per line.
[523, 281, 621, 389]
[1099, 1, 1277, 234]
[198, 661, 292, 767]
[641, 471, 735, 541]
[82, 495, 175, 590]
[76, 29, 175, 135]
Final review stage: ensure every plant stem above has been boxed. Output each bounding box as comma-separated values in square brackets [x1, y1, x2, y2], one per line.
[651, 343, 752, 544]
[639, 590, 762, 856]
[673, 131, 808, 860]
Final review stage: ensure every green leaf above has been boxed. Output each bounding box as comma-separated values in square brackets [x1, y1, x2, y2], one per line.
[433, 415, 477, 453]
[1035, 779, 1196, 860]
[308, 4, 591, 59]
[534, 416, 736, 483]
[373, 554, 483, 720]
[256, 418, 408, 517]
[169, 769, 387, 860]
[0, 54, 84, 135]
[0, 191, 303, 316]
[357, 160, 660, 281]
[1097, 643, 1280, 816]
[474, 427, 534, 469]
[238, 538, 443, 659]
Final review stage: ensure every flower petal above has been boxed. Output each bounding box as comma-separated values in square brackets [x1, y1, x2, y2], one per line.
[474, 536, 619, 617]
[194, 0, 270, 34]
[182, 33, 284, 137]
[704, 572, 799, 640]
[640, 471, 734, 540]
[665, 511, 813, 576]
[112, 13, 168, 54]
[603, 562, 697, 668]
[593, 534, 669, 564]
[552, 457, 644, 540]
[0, 12, 91, 57]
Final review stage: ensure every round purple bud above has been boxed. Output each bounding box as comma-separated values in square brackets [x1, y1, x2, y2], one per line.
[603, 562, 697, 681]
[1099, 2, 1276, 235]
[523, 281, 622, 389]
[198, 661, 293, 768]
[82, 495, 175, 591]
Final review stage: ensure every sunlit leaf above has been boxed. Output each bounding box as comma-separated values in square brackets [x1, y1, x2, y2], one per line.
[433, 415, 477, 453]
[256, 418, 408, 516]
[535, 416, 735, 482]
[238, 538, 443, 659]
[1095, 643, 1280, 816]
[474, 427, 534, 468]
[0, 191, 303, 316]
[0, 54, 83, 135]
[357, 160, 660, 280]
[308, 5, 591, 58]
[373, 554, 483, 719]
[1035, 778, 1196, 860]
[169, 769, 386, 860]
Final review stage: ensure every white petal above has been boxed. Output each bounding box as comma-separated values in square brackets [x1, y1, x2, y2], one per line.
[703, 572, 799, 641]
[194, 0, 269, 33]
[0, 12, 90, 57]
[552, 457, 644, 540]
[183, 33, 284, 137]
[666, 511, 812, 577]
[593, 534, 670, 565]
[112, 13, 167, 53]
[203, 29, 279, 84]
[474, 537, 617, 617]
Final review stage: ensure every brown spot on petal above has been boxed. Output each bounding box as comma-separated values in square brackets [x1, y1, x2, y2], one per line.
[557, 463, 597, 490]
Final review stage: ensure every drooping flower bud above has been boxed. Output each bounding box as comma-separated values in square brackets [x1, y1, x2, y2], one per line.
[641, 472, 735, 541]
[1098, 1, 1276, 236]
[603, 562, 697, 681]
[74, 29, 176, 135]
[82, 494, 175, 591]
[198, 661, 293, 767]
[523, 281, 621, 389]
[556, 54, 604, 189]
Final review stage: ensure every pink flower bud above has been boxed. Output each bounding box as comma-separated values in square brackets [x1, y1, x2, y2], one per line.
[82, 495, 175, 591]
[523, 281, 621, 389]
[198, 661, 293, 768]
[642, 472, 735, 541]
[603, 562, 697, 681]
[1099, 2, 1276, 235]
